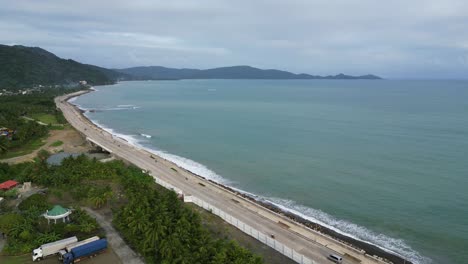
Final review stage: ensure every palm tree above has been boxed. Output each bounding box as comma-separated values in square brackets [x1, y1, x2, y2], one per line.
[143, 220, 166, 254]
[79, 222, 97, 233]
[89, 190, 112, 208]
[36, 232, 60, 244]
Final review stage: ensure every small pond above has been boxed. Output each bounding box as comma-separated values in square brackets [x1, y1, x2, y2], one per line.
[46, 152, 110, 166]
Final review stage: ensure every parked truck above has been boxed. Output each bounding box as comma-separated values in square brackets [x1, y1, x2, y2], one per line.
[32, 236, 78, 261]
[58, 236, 100, 260]
[62, 238, 108, 264]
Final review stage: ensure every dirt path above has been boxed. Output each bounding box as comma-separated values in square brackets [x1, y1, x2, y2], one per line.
[83, 207, 145, 264]
[0, 127, 90, 164]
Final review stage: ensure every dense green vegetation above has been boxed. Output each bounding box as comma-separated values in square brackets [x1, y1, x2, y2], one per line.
[0, 193, 100, 255]
[0, 89, 73, 157]
[0, 45, 128, 89]
[114, 166, 263, 264]
[0, 138, 46, 160]
[0, 154, 263, 263]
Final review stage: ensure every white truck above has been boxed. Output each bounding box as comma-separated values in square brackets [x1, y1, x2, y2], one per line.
[58, 236, 100, 260]
[32, 236, 78, 261]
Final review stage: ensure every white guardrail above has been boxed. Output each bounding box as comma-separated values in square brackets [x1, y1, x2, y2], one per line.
[150, 174, 315, 264]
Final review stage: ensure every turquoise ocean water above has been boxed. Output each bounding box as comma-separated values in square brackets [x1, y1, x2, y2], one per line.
[73, 80, 468, 264]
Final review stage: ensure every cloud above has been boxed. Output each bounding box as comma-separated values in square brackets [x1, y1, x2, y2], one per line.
[0, 0, 467, 78]
[81, 31, 229, 55]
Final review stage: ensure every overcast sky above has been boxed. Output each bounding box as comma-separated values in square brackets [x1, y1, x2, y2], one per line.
[1, 0, 468, 79]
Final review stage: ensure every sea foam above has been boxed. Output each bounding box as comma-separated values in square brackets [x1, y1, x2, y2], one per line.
[140, 133, 152, 139]
[262, 197, 430, 264]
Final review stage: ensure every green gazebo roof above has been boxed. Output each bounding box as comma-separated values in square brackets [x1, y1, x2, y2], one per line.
[46, 205, 69, 216]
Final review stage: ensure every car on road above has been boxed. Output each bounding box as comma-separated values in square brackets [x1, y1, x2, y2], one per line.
[328, 254, 343, 263]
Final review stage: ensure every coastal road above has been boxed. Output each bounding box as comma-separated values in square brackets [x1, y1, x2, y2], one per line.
[56, 91, 386, 264]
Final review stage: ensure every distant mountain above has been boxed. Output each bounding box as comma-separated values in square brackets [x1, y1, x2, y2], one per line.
[0, 44, 381, 90]
[116, 65, 382, 80]
[0, 45, 129, 89]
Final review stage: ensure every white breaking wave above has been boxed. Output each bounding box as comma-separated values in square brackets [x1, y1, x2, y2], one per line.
[140, 133, 152, 139]
[87, 118, 143, 148]
[103, 107, 132, 111]
[146, 148, 232, 185]
[81, 109, 428, 264]
[84, 116, 230, 185]
[70, 101, 89, 112]
[86, 120, 232, 186]
[82, 106, 139, 111]
[262, 197, 431, 264]
[117, 104, 135, 107]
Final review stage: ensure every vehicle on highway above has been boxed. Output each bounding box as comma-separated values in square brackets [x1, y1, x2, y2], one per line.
[58, 236, 100, 260]
[328, 253, 343, 263]
[62, 238, 108, 264]
[32, 236, 78, 261]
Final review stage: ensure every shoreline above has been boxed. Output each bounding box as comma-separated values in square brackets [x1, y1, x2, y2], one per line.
[60, 87, 412, 264]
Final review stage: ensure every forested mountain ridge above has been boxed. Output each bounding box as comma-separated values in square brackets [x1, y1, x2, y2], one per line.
[0, 44, 381, 90]
[0, 45, 128, 89]
[116, 65, 382, 80]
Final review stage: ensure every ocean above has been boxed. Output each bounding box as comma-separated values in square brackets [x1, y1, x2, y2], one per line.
[73, 79, 468, 264]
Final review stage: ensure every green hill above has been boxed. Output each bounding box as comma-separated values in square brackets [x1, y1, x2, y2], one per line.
[0, 45, 127, 89]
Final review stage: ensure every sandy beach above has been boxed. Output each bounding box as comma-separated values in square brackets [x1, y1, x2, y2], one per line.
[56, 89, 407, 264]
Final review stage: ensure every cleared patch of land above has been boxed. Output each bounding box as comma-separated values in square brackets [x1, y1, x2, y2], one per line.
[0, 126, 92, 164]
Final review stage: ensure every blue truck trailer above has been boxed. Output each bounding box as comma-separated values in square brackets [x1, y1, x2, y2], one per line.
[62, 239, 107, 264]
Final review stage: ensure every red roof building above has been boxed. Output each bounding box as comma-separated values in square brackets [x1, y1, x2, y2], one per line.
[0, 180, 18, 190]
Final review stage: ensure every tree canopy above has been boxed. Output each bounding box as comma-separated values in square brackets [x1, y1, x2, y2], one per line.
[1, 154, 263, 263]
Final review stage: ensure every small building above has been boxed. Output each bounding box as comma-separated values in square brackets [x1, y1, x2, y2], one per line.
[0, 180, 19, 191]
[21, 182, 32, 192]
[43, 205, 72, 224]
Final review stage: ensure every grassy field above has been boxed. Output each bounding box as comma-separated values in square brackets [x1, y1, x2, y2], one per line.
[0, 137, 46, 159]
[31, 113, 58, 125]
[50, 140, 63, 147]
[49, 125, 66, 130]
